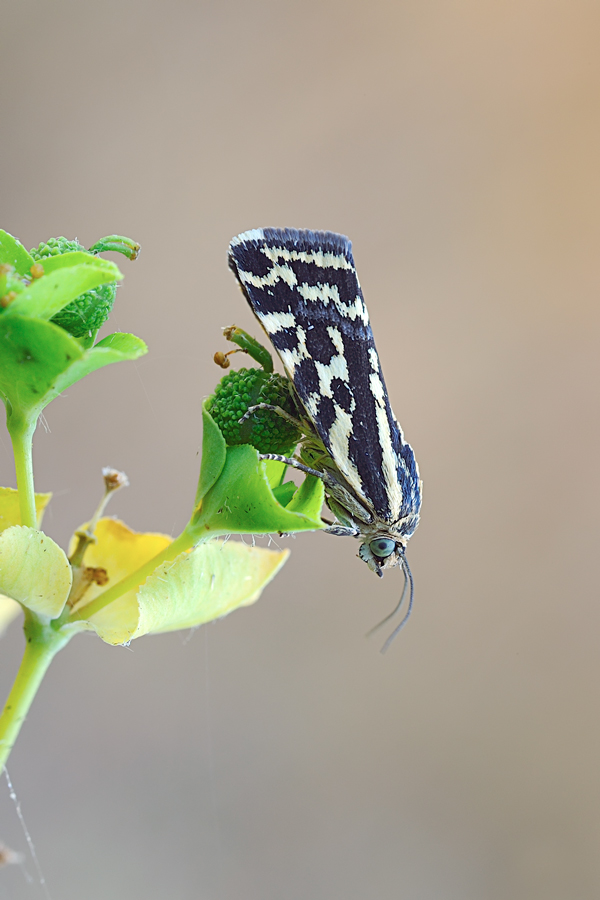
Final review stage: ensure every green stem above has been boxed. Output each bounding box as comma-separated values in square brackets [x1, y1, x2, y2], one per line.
[0, 612, 73, 773]
[69, 526, 200, 622]
[9, 418, 37, 529]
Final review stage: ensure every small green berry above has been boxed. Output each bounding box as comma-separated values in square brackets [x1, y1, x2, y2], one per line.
[207, 367, 301, 455]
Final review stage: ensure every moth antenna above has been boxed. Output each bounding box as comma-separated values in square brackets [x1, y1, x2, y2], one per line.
[379, 555, 414, 654]
[366, 560, 408, 639]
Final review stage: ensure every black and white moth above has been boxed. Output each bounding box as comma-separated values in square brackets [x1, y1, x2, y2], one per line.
[228, 228, 422, 638]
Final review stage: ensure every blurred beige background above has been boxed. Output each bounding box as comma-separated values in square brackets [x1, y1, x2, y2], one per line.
[1, 0, 599, 897]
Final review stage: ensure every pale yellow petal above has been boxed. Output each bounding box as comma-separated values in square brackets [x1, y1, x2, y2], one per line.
[0, 526, 71, 617]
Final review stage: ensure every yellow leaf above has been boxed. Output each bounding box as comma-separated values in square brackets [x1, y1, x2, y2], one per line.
[0, 487, 52, 533]
[70, 518, 289, 645]
[134, 540, 289, 638]
[69, 517, 173, 641]
[70, 517, 172, 603]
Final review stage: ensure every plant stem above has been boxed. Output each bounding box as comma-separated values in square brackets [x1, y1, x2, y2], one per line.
[0, 612, 73, 773]
[9, 418, 37, 529]
[69, 526, 200, 622]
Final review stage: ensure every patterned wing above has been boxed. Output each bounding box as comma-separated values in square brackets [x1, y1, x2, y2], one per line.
[228, 228, 420, 525]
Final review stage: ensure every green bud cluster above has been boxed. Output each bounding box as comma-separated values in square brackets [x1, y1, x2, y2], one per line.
[207, 367, 301, 455]
[30, 237, 84, 258]
[30, 237, 117, 338]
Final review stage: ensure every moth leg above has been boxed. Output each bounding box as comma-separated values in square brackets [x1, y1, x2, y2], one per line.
[312, 514, 359, 536]
[326, 488, 374, 526]
[324, 524, 360, 537]
[258, 453, 332, 483]
[259, 454, 372, 526]
[239, 403, 304, 431]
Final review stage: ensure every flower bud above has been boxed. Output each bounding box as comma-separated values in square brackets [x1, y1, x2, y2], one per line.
[30, 237, 117, 339]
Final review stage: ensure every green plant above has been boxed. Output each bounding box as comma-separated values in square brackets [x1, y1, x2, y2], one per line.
[0, 230, 324, 772]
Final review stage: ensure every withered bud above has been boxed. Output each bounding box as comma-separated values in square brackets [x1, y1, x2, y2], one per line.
[214, 351, 231, 369]
[102, 467, 129, 493]
[87, 567, 109, 586]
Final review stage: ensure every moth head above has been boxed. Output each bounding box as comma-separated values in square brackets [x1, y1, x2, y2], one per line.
[359, 537, 404, 577]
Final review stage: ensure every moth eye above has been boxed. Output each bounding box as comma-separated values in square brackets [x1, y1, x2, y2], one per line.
[369, 538, 396, 559]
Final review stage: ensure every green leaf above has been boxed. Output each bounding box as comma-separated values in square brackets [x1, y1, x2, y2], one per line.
[0, 231, 35, 275]
[195, 404, 228, 505]
[0, 318, 147, 434]
[284, 467, 325, 520]
[0, 316, 84, 424]
[4, 257, 121, 321]
[191, 406, 324, 539]
[33, 251, 119, 277]
[191, 442, 324, 537]
[93, 332, 146, 354]
[52, 332, 148, 394]
[263, 458, 288, 489]
[0, 526, 72, 618]
[271, 480, 297, 507]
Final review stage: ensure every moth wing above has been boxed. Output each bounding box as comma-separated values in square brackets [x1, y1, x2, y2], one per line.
[228, 228, 408, 522]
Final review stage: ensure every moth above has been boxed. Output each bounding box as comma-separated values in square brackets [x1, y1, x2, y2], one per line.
[228, 228, 422, 644]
